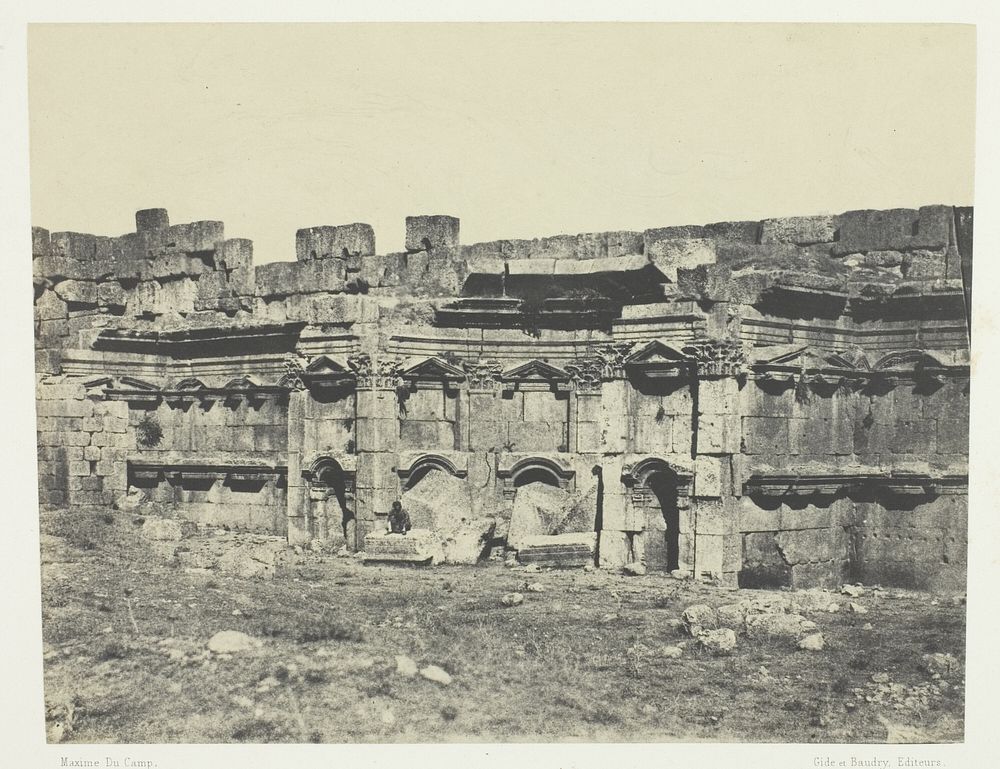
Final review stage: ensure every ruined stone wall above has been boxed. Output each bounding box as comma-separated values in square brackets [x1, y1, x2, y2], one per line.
[32, 204, 971, 590]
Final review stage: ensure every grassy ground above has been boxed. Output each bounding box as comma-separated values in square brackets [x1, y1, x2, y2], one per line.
[39, 507, 965, 743]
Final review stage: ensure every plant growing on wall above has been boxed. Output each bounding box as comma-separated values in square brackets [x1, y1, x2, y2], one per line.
[135, 413, 163, 447]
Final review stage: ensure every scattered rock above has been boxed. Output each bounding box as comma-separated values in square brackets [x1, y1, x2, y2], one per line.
[500, 592, 524, 607]
[660, 645, 684, 659]
[526, 582, 546, 593]
[871, 672, 891, 684]
[582, 564, 594, 573]
[682, 604, 717, 636]
[697, 628, 737, 655]
[745, 613, 809, 640]
[207, 630, 260, 654]
[921, 653, 960, 678]
[798, 633, 825, 651]
[841, 584, 865, 598]
[862, 622, 874, 631]
[395, 655, 418, 678]
[419, 665, 453, 686]
[623, 562, 647, 576]
[524, 564, 542, 573]
[826, 603, 840, 613]
[849, 602, 868, 614]
[670, 569, 690, 580]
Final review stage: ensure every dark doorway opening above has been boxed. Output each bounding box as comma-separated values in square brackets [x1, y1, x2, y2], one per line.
[647, 470, 680, 572]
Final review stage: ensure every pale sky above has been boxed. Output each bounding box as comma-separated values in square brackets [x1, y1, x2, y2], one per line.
[28, 23, 976, 263]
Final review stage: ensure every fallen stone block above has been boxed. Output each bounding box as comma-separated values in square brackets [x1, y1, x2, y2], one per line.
[698, 628, 737, 655]
[682, 604, 718, 636]
[516, 531, 597, 568]
[362, 529, 440, 565]
[745, 612, 810, 640]
[798, 633, 825, 651]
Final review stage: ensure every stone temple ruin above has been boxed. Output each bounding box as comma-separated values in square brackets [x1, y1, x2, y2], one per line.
[32, 205, 972, 590]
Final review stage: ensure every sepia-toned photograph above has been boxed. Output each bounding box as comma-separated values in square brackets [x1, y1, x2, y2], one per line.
[27, 22, 975, 745]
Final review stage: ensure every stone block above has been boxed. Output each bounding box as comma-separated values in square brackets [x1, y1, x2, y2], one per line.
[32, 227, 51, 257]
[598, 530, 629, 569]
[97, 282, 127, 308]
[632, 417, 672, 454]
[159, 221, 224, 254]
[695, 533, 724, 575]
[901, 249, 947, 279]
[775, 527, 847, 565]
[759, 216, 837, 246]
[699, 378, 739, 416]
[135, 208, 170, 232]
[676, 263, 733, 301]
[937, 419, 969, 455]
[695, 500, 731, 534]
[517, 532, 596, 567]
[50, 232, 112, 262]
[405, 215, 460, 252]
[741, 416, 789, 455]
[694, 456, 725, 498]
[35, 290, 68, 321]
[645, 236, 717, 281]
[890, 419, 936, 455]
[296, 223, 375, 261]
[52, 279, 99, 306]
[507, 421, 566, 453]
[698, 414, 741, 454]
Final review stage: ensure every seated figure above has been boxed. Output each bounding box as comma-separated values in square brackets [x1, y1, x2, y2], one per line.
[387, 500, 411, 535]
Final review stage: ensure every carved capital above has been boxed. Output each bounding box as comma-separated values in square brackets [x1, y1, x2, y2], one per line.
[590, 342, 633, 380]
[566, 358, 603, 392]
[463, 358, 502, 392]
[686, 340, 745, 377]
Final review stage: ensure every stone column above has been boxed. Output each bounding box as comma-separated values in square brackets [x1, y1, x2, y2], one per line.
[691, 342, 745, 586]
[352, 354, 401, 542]
[285, 385, 310, 545]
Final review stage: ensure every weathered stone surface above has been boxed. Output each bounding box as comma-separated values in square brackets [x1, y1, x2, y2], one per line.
[745, 612, 809, 640]
[296, 223, 375, 261]
[645, 236, 717, 281]
[760, 216, 836, 246]
[406, 215, 460, 252]
[798, 632, 825, 651]
[52, 280, 99, 306]
[697, 628, 737, 655]
[136, 208, 170, 232]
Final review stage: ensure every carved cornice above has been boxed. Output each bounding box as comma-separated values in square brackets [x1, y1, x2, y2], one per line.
[743, 472, 968, 498]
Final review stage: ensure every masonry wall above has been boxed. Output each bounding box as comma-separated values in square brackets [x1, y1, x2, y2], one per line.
[32, 204, 971, 591]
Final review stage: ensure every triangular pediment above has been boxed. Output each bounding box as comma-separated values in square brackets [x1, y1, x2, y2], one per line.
[624, 340, 691, 366]
[305, 355, 352, 375]
[752, 345, 866, 372]
[118, 376, 159, 391]
[82, 376, 114, 389]
[501, 359, 571, 382]
[400, 356, 466, 380]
